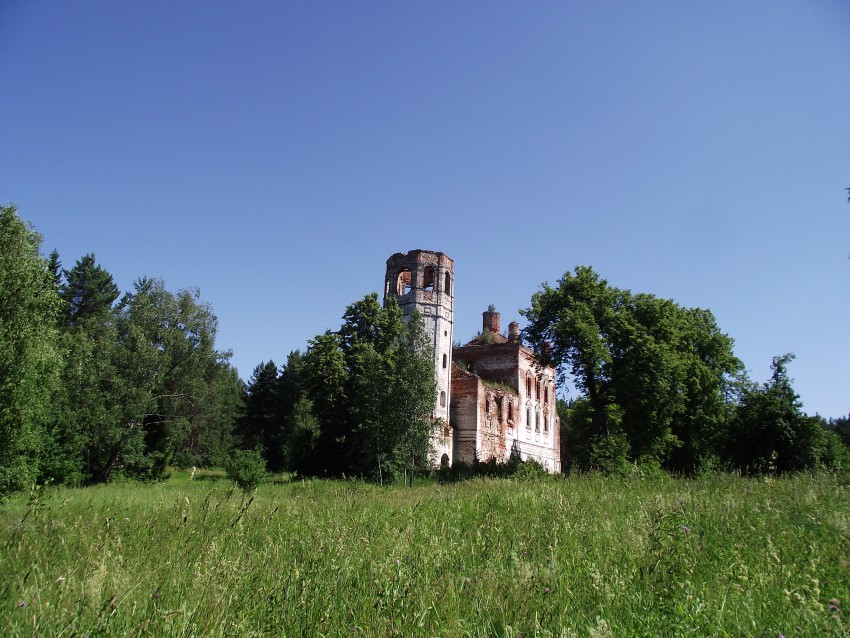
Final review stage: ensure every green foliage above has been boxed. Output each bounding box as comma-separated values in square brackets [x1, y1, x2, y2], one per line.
[2, 473, 848, 636]
[285, 396, 320, 475]
[108, 278, 226, 481]
[224, 448, 267, 491]
[0, 204, 63, 497]
[294, 294, 436, 483]
[727, 354, 848, 473]
[828, 414, 850, 449]
[523, 266, 742, 474]
[240, 360, 280, 459]
[438, 456, 548, 482]
[40, 246, 239, 487]
[59, 253, 119, 325]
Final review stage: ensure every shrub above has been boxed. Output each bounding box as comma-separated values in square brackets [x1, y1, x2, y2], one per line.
[225, 449, 267, 491]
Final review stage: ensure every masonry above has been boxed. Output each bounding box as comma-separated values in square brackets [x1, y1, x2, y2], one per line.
[384, 249, 561, 472]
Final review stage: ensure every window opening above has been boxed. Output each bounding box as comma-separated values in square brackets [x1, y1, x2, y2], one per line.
[442, 353, 447, 368]
[444, 272, 451, 295]
[439, 391, 446, 408]
[396, 268, 412, 296]
[423, 266, 435, 292]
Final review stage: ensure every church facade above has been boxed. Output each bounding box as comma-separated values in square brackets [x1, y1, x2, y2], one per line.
[384, 249, 561, 473]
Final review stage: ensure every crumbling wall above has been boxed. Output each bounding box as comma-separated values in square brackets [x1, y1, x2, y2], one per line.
[449, 365, 482, 465]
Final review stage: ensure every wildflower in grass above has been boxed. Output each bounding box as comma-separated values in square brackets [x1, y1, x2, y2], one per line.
[544, 587, 551, 594]
[17, 601, 28, 607]
[682, 525, 690, 534]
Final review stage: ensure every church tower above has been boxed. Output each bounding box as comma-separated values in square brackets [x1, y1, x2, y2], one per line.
[384, 250, 454, 465]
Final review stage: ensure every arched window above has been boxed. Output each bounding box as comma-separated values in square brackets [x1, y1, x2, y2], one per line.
[442, 353, 447, 369]
[544, 385, 549, 404]
[444, 271, 451, 295]
[527, 376, 532, 397]
[536, 379, 540, 401]
[396, 268, 412, 296]
[526, 405, 532, 430]
[507, 402, 513, 422]
[423, 266, 435, 292]
[535, 410, 540, 432]
[544, 415, 549, 433]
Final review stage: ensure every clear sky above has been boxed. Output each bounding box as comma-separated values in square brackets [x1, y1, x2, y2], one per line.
[2, 1, 848, 418]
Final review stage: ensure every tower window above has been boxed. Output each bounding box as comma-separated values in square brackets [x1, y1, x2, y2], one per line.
[444, 272, 451, 295]
[526, 405, 532, 430]
[442, 353, 447, 368]
[396, 268, 412, 296]
[439, 391, 446, 408]
[423, 266, 435, 292]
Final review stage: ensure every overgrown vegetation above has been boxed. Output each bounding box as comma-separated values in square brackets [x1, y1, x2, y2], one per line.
[240, 294, 437, 485]
[524, 266, 850, 476]
[2, 472, 848, 636]
[0, 204, 242, 498]
[2, 205, 849, 498]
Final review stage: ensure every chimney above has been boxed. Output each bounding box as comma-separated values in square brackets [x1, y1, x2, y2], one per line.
[482, 308, 501, 335]
[508, 321, 520, 343]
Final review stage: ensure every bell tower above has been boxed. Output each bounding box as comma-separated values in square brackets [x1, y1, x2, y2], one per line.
[384, 249, 454, 465]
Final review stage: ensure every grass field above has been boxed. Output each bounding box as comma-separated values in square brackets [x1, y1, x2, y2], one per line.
[2, 471, 848, 637]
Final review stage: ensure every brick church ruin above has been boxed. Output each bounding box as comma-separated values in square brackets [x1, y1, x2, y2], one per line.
[384, 249, 561, 473]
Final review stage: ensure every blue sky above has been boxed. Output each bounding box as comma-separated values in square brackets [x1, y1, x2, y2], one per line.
[2, 1, 848, 418]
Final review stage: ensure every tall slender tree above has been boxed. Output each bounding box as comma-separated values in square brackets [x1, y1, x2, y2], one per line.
[0, 204, 63, 496]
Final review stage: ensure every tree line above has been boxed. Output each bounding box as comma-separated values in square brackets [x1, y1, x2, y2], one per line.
[0, 204, 437, 496]
[1, 205, 848, 497]
[525, 266, 850, 475]
[0, 204, 243, 495]
[240, 294, 436, 485]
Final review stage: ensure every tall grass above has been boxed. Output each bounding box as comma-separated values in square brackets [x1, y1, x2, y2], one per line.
[2, 471, 848, 636]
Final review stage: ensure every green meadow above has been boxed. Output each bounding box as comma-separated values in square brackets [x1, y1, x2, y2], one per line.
[2, 471, 848, 637]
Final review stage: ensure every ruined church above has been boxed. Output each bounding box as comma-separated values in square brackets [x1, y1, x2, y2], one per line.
[384, 249, 561, 473]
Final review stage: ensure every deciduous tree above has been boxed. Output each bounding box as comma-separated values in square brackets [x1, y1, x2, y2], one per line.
[0, 204, 63, 496]
[522, 266, 740, 473]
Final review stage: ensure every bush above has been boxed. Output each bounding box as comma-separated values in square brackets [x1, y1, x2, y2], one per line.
[225, 449, 267, 491]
